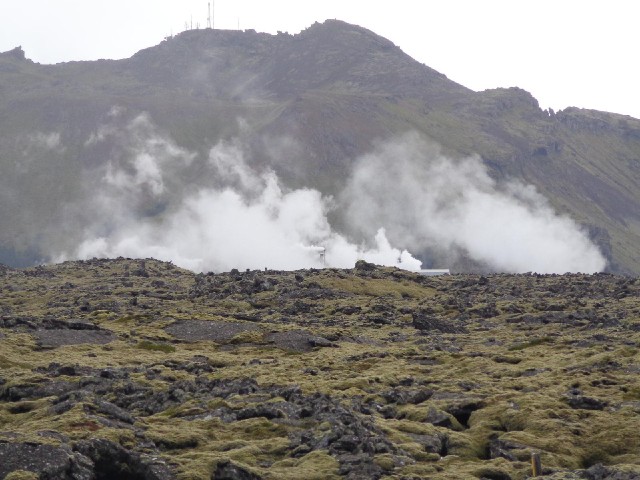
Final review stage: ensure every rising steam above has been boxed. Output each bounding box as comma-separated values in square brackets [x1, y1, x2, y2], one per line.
[342, 132, 607, 273]
[54, 114, 420, 272]
[52, 113, 605, 274]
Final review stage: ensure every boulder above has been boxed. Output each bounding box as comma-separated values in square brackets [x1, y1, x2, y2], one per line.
[0, 442, 75, 479]
[213, 460, 262, 480]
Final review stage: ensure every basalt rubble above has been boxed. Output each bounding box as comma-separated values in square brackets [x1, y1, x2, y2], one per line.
[1, 258, 639, 479]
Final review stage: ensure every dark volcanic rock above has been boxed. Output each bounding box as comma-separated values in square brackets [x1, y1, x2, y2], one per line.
[264, 330, 335, 352]
[564, 389, 608, 410]
[0, 442, 76, 479]
[489, 438, 531, 461]
[165, 320, 260, 342]
[1, 379, 77, 401]
[334, 305, 362, 315]
[424, 407, 454, 428]
[33, 328, 116, 349]
[213, 460, 263, 480]
[287, 392, 396, 477]
[584, 464, 640, 480]
[75, 438, 174, 480]
[92, 399, 136, 424]
[408, 432, 448, 455]
[382, 388, 433, 405]
[354, 260, 377, 272]
[412, 311, 465, 334]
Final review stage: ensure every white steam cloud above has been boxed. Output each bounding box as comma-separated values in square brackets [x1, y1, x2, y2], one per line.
[54, 115, 421, 272]
[342, 133, 606, 273]
[53, 114, 605, 274]
[28, 132, 63, 152]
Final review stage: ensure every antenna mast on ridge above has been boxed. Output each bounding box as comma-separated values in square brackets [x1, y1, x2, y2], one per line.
[207, 2, 212, 29]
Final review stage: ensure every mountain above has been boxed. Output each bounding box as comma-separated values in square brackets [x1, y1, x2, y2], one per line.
[0, 20, 639, 273]
[1, 258, 639, 479]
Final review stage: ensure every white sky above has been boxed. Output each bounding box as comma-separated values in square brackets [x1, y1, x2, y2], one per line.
[1, 0, 638, 119]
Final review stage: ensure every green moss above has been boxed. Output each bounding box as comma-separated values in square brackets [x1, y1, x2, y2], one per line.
[622, 386, 640, 400]
[136, 340, 176, 353]
[4, 471, 40, 480]
[228, 331, 265, 345]
[314, 275, 435, 298]
[271, 450, 340, 480]
[373, 454, 396, 472]
[0, 354, 21, 368]
[508, 337, 553, 351]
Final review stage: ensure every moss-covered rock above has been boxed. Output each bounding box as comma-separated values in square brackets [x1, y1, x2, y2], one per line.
[0, 258, 638, 479]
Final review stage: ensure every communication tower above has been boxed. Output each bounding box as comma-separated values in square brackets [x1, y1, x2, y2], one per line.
[207, 2, 212, 29]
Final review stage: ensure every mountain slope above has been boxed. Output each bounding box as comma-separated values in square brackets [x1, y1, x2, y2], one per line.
[0, 20, 638, 273]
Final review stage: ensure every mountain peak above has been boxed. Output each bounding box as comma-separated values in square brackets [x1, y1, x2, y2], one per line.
[300, 19, 398, 48]
[128, 19, 467, 101]
[0, 46, 27, 62]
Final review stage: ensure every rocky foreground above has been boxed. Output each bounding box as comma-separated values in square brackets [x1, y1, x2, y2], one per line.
[0, 258, 639, 480]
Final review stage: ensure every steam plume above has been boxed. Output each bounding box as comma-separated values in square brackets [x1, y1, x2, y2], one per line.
[54, 116, 421, 272]
[342, 133, 606, 273]
[51, 114, 605, 274]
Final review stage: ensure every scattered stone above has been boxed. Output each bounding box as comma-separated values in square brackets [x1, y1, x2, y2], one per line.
[92, 399, 136, 424]
[75, 438, 174, 480]
[264, 330, 335, 352]
[425, 407, 454, 429]
[213, 460, 262, 480]
[489, 438, 531, 462]
[584, 463, 640, 480]
[1, 380, 77, 402]
[412, 311, 465, 334]
[0, 442, 74, 479]
[564, 389, 608, 410]
[334, 305, 361, 315]
[33, 329, 116, 349]
[165, 320, 260, 342]
[354, 260, 377, 272]
[382, 388, 433, 405]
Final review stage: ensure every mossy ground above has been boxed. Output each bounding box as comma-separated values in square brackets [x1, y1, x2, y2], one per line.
[1, 258, 639, 479]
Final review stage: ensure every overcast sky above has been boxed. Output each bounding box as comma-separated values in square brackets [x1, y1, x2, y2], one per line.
[1, 0, 638, 119]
